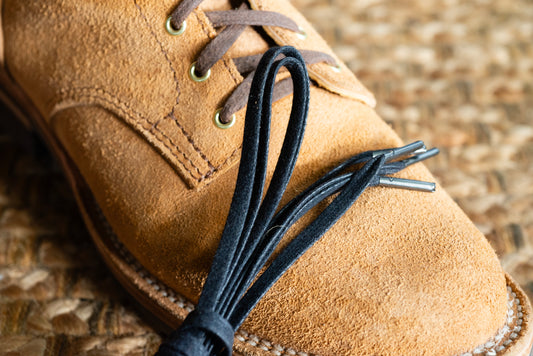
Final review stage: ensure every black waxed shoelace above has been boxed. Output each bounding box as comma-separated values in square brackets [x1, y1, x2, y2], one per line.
[156, 46, 439, 356]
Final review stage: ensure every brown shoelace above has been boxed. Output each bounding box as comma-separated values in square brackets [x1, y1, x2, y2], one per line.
[169, 0, 337, 124]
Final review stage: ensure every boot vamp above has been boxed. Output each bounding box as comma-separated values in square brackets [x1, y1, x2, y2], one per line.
[51, 87, 507, 355]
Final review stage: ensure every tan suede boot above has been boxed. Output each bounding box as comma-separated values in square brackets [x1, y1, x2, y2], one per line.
[1, 0, 532, 355]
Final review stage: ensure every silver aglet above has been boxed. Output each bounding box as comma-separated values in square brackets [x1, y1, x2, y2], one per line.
[413, 147, 428, 155]
[379, 177, 436, 192]
[401, 148, 440, 167]
[372, 141, 426, 160]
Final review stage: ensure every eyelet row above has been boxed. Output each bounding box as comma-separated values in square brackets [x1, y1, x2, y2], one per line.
[165, 16, 340, 129]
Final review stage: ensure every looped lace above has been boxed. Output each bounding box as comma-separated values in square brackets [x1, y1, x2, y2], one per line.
[157, 44, 310, 356]
[169, 0, 336, 124]
[156, 45, 439, 356]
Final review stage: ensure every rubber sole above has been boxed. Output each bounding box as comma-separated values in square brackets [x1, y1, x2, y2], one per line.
[1, 67, 532, 356]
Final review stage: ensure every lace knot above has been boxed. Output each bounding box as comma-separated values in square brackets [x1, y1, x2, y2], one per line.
[156, 310, 234, 356]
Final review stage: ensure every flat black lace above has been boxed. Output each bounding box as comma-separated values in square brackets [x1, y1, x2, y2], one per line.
[156, 46, 439, 356]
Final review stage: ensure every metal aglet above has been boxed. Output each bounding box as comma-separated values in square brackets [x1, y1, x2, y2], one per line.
[401, 148, 440, 167]
[372, 141, 426, 161]
[379, 177, 436, 192]
[413, 147, 428, 155]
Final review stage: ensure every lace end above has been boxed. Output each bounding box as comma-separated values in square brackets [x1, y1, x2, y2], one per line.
[401, 148, 440, 167]
[378, 177, 436, 192]
[372, 141, 426, 160]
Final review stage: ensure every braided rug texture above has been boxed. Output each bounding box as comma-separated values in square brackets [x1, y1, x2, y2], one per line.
[1, 0, 532, 354]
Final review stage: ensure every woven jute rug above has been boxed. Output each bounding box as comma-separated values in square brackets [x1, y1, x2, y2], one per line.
[1, 0, 532, 355]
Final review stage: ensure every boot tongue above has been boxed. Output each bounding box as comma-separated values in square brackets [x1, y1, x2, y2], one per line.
[198, 0, 271, 59]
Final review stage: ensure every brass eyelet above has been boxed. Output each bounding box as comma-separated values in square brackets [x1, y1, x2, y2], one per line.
[296, 26, 307, 40]
[214, 109, 236, 129]
[189, 62, 211, 82]
[166, 16, 186, 36]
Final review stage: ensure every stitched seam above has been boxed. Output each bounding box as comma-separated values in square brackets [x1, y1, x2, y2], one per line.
[57, 86, 243, 181]
[214, 144, 241, 172]
[83, 93, 204, 179]
[109, 218, 527, 356]
[134, 2, 246, 182]
[95, 197, 526, 356]
[133, 0, 180, 107]
[57, 87, 207, 181]
[223, 57, 242, 86]
[194, 10, 214, 40]
[188, 9, 243, 174]
[134, 0, 220, 175]
[169, 113, 216, 171]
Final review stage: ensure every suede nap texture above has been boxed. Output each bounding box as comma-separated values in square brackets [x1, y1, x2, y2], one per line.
[0, 0, 520, 354]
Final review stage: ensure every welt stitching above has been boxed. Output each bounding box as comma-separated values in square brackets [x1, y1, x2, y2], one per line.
[59, 87, 207, 181]
[134, 0, 218, 173]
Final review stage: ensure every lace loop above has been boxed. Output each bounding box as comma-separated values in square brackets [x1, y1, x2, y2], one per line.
[219, 50, 336, 124]
[156, 45, 439, 356]
[157, 45, 310, 356]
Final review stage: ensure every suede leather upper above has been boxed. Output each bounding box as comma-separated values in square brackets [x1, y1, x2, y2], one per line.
[1, 0, 516, 354]
[1, 0, 373, 190]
